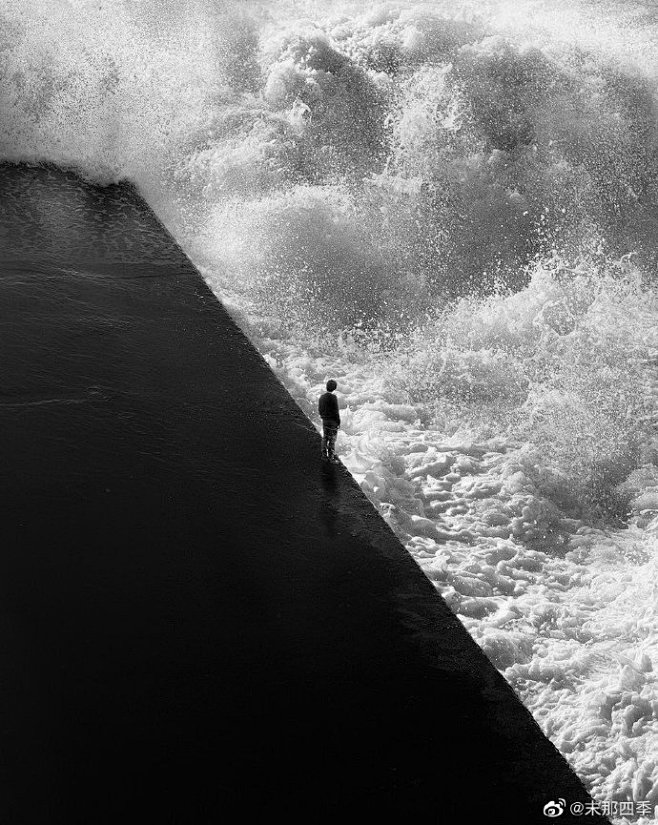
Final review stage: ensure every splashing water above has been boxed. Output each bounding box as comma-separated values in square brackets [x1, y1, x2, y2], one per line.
[5, 1, 658, 818]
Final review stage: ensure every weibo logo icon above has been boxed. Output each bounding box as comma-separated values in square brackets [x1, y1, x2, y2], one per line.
[543, 799, 566, 817]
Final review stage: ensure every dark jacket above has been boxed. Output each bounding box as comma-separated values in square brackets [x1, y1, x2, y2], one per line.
[318, 391, 340, 427]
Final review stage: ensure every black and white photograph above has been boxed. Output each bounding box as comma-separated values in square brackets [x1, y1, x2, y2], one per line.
[1, 1, 656, 823]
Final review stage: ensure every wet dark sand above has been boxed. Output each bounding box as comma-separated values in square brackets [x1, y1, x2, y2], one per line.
[0, 164, 609, 824]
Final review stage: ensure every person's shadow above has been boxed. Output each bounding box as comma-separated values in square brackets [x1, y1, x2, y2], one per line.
[319, 460, 340, 539]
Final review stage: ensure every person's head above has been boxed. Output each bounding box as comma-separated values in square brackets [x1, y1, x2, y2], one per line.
[326, 379, 337, 392]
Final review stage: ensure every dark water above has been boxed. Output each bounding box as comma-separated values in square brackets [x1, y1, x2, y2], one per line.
[0, 164, 608, 823]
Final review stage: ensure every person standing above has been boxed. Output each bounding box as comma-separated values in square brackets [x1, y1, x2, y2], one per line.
[319, 379, 340, 463]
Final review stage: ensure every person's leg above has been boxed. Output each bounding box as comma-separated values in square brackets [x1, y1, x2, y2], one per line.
[321, 423, 329, 458]
[327, 427, 338, 461]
